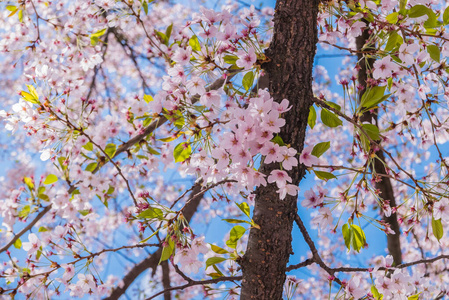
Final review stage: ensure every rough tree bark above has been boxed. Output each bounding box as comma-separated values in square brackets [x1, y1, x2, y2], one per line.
[240, 0, 320, 299]
[356, 27, 402, 265]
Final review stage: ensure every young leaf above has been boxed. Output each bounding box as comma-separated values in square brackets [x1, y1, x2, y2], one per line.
[104, 143, 117, 158]
[211, 244, 229, 254]
[18, 205, 31, 218]
[137, 207, 164, 219]
[432, 217, 443, 241]
[313, 170, 336, 181]
[14, 238, 22, 249]
[173, 142, 192, 163]
[43, 174, 58, 185]
[140, 229, 159, 243]
[321, 109, 342, 127]
[83, 142, 94, 151]
[386, 12, 398, 24]
[361, 124, 380, 141]
[444, 6, 449, 25]
[427, 45, 440, 63]
[226, 225, 246, 249]
[206, 257, 227, 268]
[342, 224, 351, 250]
[236, 202, 250, 218]
[223, 55, 238, 65]
[311, 141, 330, 158]
[360, 86, 387, 109]
[85, 162, 98, 172]
[189, 35, 201, 52]
[23, 177, 34, 189]
[308, 105, 317, 129]
[242, 71, 255, 91]
[160, 238, 174, 263]
[350, 224, 366, 252]
[271, 135, 285, 146]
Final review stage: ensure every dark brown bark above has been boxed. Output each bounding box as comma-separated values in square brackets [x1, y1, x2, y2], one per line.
[104, 182, 204, 300]
[356, 27, 402, 265]
[161, 260, 171, 300]
[240, 0, 319, 299]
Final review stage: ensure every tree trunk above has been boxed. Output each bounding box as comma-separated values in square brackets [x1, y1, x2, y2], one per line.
[356, 27, 402, 266]
[240, 0, 319, 299]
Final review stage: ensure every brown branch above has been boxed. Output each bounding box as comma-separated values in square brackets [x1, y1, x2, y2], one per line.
[113, 71, 238, 159]
[0, 205, 52, 254]
[104, 182, 205, 300]
[356, 27, 402, 265]
[145, 276, 242, 300]
[294, 214, 342, 285]
[161, 260, 171, 300]
[286, 258, 314, 272]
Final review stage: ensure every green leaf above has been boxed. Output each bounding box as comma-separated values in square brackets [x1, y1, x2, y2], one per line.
[408, 294, 421, 300]
[83, 142, 94, 151]
[408, 5, 429, 18]
[385, 31, 403, 52]
[173, 142, 192, 163]
[222, 218, 251, 224]
[386, 12, 398, 24]
[342, 224, 366, 252]
[18, 9, 23, 23]
[38, 193, 49, 201]
[361, 124, 380, 141]
[85, 162, 98, 172]
[236, 202, 250, 218]
[6, 5, 17, 12]
[313, 170, 336, 181]
[321, 109, 342, 128]
[360, 86, 388, 109]
[140, 229, 159, 243]
[143, 94, 153, 103]
[14, 238, 22, 249]
[427, 44, 440, 63]
[444, 6, 449, 25]
[223, 55, 238, 65]
[79, 210, 90, 216]
[160, 238, 174, 262]
[137, 207, 164, 219]
[324, 101, 341, 111]
[189, 35, 201, 52]
[311, 141, 330, 158]
[206, 257, 227, 268]
[211, 244, 229, 254]
[142, 0, 149, 14]
[36, 247, 42, 260]
[155, 30, 168, 45]
[342, 224, 351, 250]
[38, 226, 48, 232]
[23, 177, 34, 189]
[43, 174, 58, 185]
[432, 217, 444, 241]
[90, 28, 107, 46]
[18, 205, 31, 218]
[351, 224, 366, 252]
[308, 105, 316, 129]
[226, 225, 246, 249]
[104, 143, 117, 158]
[242, 71, 255, 91]
[371, 285, 381, 300]
[21, 85, 40, 104]
[271, 135, 285, 146]
[165, 24, 173, 41]
[58, 157, 68, 171]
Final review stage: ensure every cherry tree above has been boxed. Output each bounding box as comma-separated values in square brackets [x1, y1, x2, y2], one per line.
[1, 0, 449, 299]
